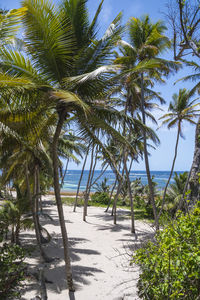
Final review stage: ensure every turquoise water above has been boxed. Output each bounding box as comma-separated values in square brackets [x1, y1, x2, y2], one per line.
[61, 170, 186, 192]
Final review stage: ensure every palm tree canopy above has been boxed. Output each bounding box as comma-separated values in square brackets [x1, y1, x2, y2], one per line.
[159, 88, 200, 136]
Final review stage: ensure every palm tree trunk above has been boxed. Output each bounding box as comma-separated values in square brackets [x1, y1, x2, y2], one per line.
[73, 149, 89, 212]
[60, 158, 69, 188]
[87, 146, 98, 196]
[141, 73, 159, 230]
[52, 110, 74, 292]
[123, 154, 135, 233]
[25, 162, 49, 263]
[83, 145, 95, 221]
[128, 157, 134, 174]
[105, 177, 117, 212]
[89, 164, 108, 189]
[158, 122, 181, 219]
[113, 181, 122, 224]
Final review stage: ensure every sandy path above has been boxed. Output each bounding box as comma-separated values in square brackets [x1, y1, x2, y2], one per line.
[21, 196, 154, 300]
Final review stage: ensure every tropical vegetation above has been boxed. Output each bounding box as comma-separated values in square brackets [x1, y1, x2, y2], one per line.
[0, 0, 200, 299]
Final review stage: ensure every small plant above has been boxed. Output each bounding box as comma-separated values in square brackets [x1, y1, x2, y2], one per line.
[94, 177, 110, 194]
[91, 192, 110, 205]
[132, 203, 200, 299]
[0, 243, 26, 299]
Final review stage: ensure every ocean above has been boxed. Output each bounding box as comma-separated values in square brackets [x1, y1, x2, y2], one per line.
[60, 170, 186, 192]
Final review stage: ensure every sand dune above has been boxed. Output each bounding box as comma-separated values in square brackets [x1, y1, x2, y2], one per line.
[21, 196, 154, 300]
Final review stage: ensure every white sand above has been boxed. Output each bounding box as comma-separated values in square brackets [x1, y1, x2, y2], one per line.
[21, 196, 154, 300]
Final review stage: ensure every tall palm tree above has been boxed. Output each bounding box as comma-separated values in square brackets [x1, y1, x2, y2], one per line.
[158, 88, 200, 216]
[113, 15, 177, 229]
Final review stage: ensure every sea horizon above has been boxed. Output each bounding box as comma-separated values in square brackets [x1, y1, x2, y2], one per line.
[60, 169, 188, 192]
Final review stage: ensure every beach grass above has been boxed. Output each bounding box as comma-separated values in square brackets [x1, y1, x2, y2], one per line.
[61, 196, 154, 221]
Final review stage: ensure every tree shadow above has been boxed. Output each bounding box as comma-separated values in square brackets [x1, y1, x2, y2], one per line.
[21, 232, 103, 298]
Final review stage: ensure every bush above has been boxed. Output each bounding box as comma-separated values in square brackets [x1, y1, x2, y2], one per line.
[0, 243, 26, 299]
[132, 204, 200, 299]
[91, 192, 110, 205]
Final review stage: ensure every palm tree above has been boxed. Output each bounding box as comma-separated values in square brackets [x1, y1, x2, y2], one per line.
[158, 88, 200, 217]
[113, 15, 178, 229]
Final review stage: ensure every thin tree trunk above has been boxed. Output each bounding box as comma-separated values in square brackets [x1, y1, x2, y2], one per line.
[105, 177, 117, 212]
[111, 161, 125, 216]
[128, 157, 134, 174]
[124, 154, 135, 233]
[89, 164, 108, 189]
[60, 158, 69, 188]
[25, 163, 49, 263]
[87, 146, 98, 199]
[73, 149, 89, 212]
[39, 267, 48, 300]
[158, 123, 181, 219]
[52, 110, 74, 292]
[83, 145, 95, 221]
[141, 73, 159, 230]
[113, 181, 122, 224]
[36, 166, 43, 213]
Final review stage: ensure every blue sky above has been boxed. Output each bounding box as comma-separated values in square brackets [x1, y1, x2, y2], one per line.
[2, 0, 197, 171]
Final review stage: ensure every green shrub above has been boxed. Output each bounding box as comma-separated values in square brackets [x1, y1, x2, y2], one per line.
[132, 204, 200, 299]
[91, 192, 110, 205]
[0, 243, 26, 299]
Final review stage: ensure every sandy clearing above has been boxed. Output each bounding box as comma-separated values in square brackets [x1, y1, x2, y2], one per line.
[21, 196, 154, 300]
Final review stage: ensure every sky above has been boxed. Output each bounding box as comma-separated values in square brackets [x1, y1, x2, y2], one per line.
[1, 0, 198, 171]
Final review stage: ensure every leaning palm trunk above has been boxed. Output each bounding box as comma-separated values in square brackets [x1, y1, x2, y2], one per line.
[83, 145, 95, 221]
[52, 110, 74, 292]
[73, 149, 89, 212]
[89, 164, 108, 190]
[141, 73, 159, 230]
[60, 158, 69, 188]
[105, 177, 117, 212]
[158, 122, 181, 219]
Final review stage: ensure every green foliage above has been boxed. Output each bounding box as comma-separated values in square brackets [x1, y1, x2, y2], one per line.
[164, 172, 188, 216]
[91, 191, 110, 205]
[0, 243, 26, 299]
[94, 177, 110, 193]
[132, 204, 200, 299]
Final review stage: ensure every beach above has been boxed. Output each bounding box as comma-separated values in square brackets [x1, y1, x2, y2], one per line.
[21, 195, 153, 300]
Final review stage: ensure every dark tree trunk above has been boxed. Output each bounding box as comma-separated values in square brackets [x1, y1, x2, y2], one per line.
[52, 110, 74, 292]
[73, 148, 89, 212]
[83, 145, 95, 221]
[141, 73, 159, 230]
[158, 122, 180, 218]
